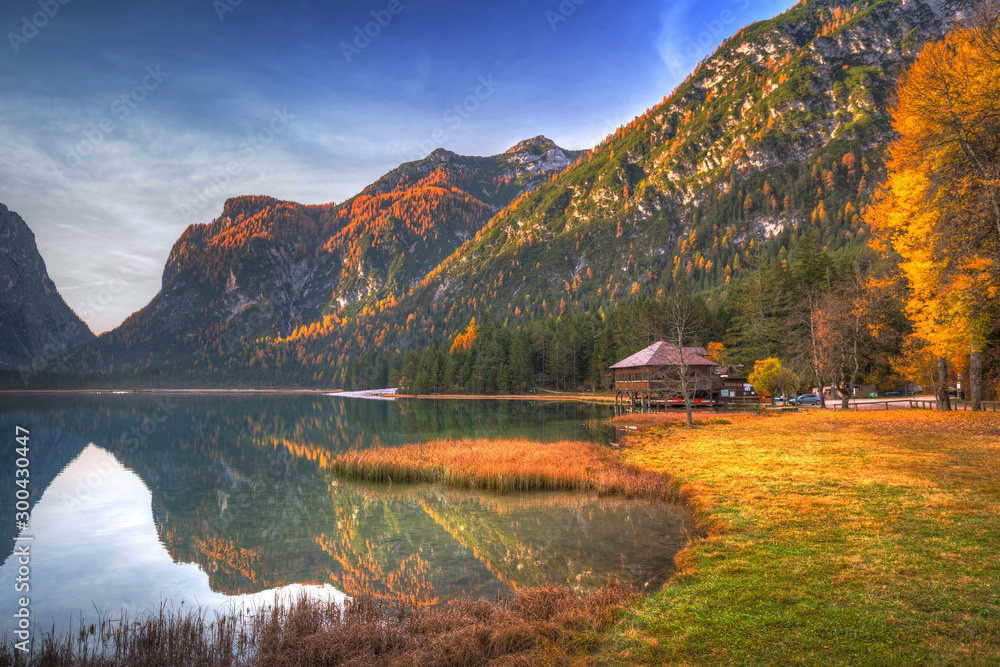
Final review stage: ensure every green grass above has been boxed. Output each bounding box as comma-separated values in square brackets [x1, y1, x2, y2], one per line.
[599, 410, 1000, 665]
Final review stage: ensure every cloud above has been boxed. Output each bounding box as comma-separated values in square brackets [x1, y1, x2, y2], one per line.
[0, 91, 392, 333]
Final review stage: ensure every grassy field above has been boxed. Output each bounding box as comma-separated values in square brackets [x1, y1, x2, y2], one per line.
[602, 409, 1000, 666]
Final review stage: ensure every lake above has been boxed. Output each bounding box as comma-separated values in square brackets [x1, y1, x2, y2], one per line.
[0, 393, 689, 635]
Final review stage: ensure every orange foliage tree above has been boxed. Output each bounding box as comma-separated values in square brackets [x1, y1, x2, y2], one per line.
[450, 317, 479, 354]
[867, 2, 1000, 409]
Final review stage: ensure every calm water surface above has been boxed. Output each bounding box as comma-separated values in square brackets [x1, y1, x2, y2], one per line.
[0, 394, 689, 634]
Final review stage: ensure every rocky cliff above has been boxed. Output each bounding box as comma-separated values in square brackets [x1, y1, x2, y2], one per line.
[0, 204, 94, 369]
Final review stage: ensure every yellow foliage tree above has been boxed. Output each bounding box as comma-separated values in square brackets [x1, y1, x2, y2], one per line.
[867, 3, 1000, 408]
[449, 317, 479, 354]
[748, 358, 798, 405]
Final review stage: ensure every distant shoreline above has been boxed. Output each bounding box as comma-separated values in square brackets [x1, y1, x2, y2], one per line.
[405, 392, 615, 404]
[0, 388, 339, 395]
[0, 388, 614, 403]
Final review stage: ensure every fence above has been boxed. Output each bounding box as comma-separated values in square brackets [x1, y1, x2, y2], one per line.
[830, 399, 1000, 412]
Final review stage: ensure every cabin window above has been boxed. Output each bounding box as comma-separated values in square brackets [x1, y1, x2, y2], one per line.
[643, 372, 648, 381]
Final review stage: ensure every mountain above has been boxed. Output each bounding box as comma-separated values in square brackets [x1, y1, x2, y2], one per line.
[217, 0, 971, 387]
[0, 204, 94, 369]
[395, 0, 972, 312]
[54, 0, 972, 386]
[55, 138, 581, 375]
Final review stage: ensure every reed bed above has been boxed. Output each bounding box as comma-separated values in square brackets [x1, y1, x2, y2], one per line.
[1, 582, 632, 666]
[330, 437, 681, 502]
[611, 412, 734, 429]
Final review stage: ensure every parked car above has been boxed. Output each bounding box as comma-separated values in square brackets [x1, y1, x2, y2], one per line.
[884, 391, 902, 397]
[790, 393, 821, 406]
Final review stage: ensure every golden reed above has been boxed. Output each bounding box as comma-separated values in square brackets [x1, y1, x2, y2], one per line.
[331, 437, 681, 502]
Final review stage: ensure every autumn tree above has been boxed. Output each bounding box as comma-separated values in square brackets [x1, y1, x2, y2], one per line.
[814, 264, 907, 409]
[705, 341, 728, 365]
[815, 275, 870, 409]
[790, 231, 836, 408]
[748, 358, 798, 405]
[867, 3, 1000, 409]
[641, 283, 712, 426]
[450, 317, 479, 354]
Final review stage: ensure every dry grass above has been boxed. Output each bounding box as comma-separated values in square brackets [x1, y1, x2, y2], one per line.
[611, 412, 734, 430]
[331, 437, 682, 503]
[1, 582, 633, 667]
[601, 409, 1000, 666]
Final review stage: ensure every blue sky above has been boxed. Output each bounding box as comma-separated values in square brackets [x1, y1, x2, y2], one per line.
[0, 0, 792, 333]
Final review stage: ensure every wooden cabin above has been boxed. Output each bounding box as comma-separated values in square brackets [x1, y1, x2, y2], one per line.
[610, 342, 717, 410]
[717, 376, 757, 403]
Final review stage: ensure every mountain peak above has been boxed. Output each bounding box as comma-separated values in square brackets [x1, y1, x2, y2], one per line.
[427, 147, 458, 161]
[505, 136, 559, 154]
[220, 195, 281, 222]
[0, 203, 94, 367]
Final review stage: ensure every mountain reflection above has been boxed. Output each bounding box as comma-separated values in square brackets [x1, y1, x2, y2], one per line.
[0, 394, 687, 615]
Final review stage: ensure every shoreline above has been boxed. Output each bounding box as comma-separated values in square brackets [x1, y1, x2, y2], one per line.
[401, 391, 615, 404]
[0, 387, 615, 404]
[0, 388, 340, 395]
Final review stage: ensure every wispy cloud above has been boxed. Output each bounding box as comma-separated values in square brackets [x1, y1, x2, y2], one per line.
[0, 0, 797, 333]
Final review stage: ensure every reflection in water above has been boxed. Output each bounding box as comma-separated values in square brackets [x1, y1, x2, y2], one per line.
[324, 482, 689, 606]
[0, 394, 687, 635]
[0, 444, 345, 632]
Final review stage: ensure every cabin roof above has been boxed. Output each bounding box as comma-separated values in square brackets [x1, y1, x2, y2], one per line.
[610, 341, 716, 369]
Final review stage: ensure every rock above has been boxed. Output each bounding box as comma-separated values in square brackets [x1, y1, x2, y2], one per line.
[0, 203, 94, 369]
